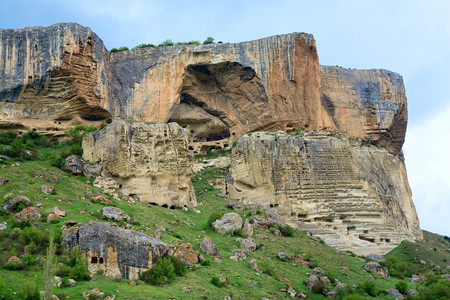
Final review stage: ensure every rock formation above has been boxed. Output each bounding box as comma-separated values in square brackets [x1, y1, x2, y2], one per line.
[82, 120, 196, 208]
[227, 132, 422, 255]
[62, 221, 169, 280]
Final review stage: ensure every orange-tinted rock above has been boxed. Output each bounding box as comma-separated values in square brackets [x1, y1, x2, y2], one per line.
[14, 206, 41, 222]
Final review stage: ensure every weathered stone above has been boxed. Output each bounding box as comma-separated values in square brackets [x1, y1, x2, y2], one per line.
[212, 213, 243, 234]
[364, 261, 390, 277]
[367, 254, 386, 262]
[102, 206, 130, 221]
[312, 267, 325, 276]
[249, 209, 285, 230]
[0, 178, 10, 185]
[277, 252, 291, 262]
[230, 249, 250, 260]
[47, 213, 61, 223]
[83, 121, 196, 208]
[411, 274, 424, 283]
[387, 288, 403, 299]
[54, 276, 62, 287]
[83, 288, 105, 300]
[2, 196, 31, 212]
[65, 220, 78, 227]
[228, 132, 422, 255]
[249, 259, 259, 271]
[239, 238, 257, 251]
[199, 236, 220, 258]
[63, 155, 84, 175]
[91, 195, 112, 205]
[8, 256, 21, 263]
[83, 164, 102, 178]
[68, 279, 76, 286]
[0, 223, 6, 230]
[242, 219, 253, 237]
[41, 185, 53, 195]
[174, 242, 200, 266]
[52, 207, 66, 217]
[63, 222, 169, 280]
[14, 207, 41, 222]
[306, 275, 320, 291]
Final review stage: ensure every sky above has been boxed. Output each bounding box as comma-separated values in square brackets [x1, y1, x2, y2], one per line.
[0, 0, 449, 236]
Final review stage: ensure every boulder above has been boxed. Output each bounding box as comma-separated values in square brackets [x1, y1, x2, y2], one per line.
[230, 249, 250, 260]
[249, 259, 259, 271]
[47, 213, 61, 223]
[14, 207, 41, 222]
[250, 209, 286, 230]
[306, 275, 320, 291]
[312, 267, 325, 276]
[174, 242, 200, 266]
[212, 213, 243, 234]
[2, 196, 31, 212]
[52, 207, 66, 217]
[91, 195, 112, 205]
[277, 252, 291, 262]
[102, 207, 130, 221]
[63, 155, 84, 175]
[364, 261, 390, 277]
[0, 178, 10, 185]
[83, 164, 102, 178]
[0, 223, 6, 230]
[8, 256, 21, 263]
[41, 185, 53, 195]
[54, 276, 62, 287]
[239, 238, 257, 251]
[411, 274, 424, 283]
[200, 236, 221, 258]
[83, 288, 104, 300]
[387, 288, 403, 299]
[242, 219, 253, 237]
[63, 222, 169, 280]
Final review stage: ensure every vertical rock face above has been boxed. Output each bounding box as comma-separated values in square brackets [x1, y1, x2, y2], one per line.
[320, 66, 407, 154]
[82, 120, 196, 208]
[0, 23, 110, 132]
[63, 222, 169, 280]
[228, 132, 422, 255]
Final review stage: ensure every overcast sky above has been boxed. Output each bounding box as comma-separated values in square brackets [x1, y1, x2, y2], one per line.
[1, 0, 449, 236]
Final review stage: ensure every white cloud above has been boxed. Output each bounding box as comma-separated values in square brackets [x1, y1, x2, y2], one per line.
[404, 103, 450, 236]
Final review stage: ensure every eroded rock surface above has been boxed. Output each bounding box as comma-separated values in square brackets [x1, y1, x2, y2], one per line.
[228, 132, 422, 255]
[82, 120, 196, 208]
[62, 221, 169, 280]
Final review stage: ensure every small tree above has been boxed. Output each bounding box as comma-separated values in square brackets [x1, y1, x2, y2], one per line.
[159, 39, 174, 47]
[203, 37, 214, 44]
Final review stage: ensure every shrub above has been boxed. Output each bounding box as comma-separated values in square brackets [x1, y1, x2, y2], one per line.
[200, 259, 211, 266]
[361, 280, 376, 297]
[12, 201, 25, 213]
[3, 261, 25, 270]
[24, 242, 37, 254]
[170, 256, 187, 276]
[203, 37, 215, 44]
[110, 48, 118, 52]
[395, 280, 408, 294]
[140, 258, 175, 285]
[159, 39, 174, 47]
[96, 269, 104, 276]
[23, 284, 40, 300]
[211, 276, 227, 287]
[279, 225, 294, 237]
[207, 212, 223, 229]
[68, 144, 83, 156]
[420, 280, 450, 299]
[69, 262, 90, 281]
[20, 226, 44, 245]
[172, 232, 182, 239]
[118, 46, 129, 51]
[0, 131, 17, 145]
[260, 262, 276, 277]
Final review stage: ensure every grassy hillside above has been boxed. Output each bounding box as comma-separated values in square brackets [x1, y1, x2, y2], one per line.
[0, 131, 449, 299]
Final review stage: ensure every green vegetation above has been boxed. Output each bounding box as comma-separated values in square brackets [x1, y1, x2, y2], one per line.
[203, 37, 214, 44]
[0, 131, 449, 299]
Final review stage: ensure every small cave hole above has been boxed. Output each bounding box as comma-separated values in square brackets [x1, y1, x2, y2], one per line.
[363, 230, 369, 234]
[99, 257, 104, 264]
[118, 184, 122, 189]
[91, 257, 98, 264]
[385, 238, 391, 243]
[162, 204, 168, 208]
[347, 226, 356, 231]
[188, 146, 194, 150]
[169, 205, 176, 210]
[304, 124, 309, 128]
[297, 213, 307, 218]
[269, 204, 274, 208]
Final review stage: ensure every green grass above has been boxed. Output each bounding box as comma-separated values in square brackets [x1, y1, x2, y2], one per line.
[0, 141, 449, 299]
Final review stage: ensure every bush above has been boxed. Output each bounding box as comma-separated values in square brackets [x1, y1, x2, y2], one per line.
[118, 46, 129, 51]
[140, 258, 175, 285]
[211, 276, 227, 287]
[203, 37, 215, 44]
[23, 284, 40, 300]
[3, 261, 25, 270]
[279, 225, 294, 237]
[172, 232, 182, 239]
[20, 226, 45, 246]
[170, 256, 187, 276]
[420, 280, 450, 299]
[395, 280, 408, 294]
[361, 280, 376, 297]
[110, 48, 118, 52]
[207, 212, 223, 229]
[200, 259, 211, 266]
[159, 39, 174, 47]
[0, 276, 13, 300]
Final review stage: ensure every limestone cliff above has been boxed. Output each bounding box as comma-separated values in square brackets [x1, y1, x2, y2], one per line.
[82, 120, 196, 208]
[227, 132, 421, 255]
[0, 23, 406, 154]
[0, 23, 110, 134]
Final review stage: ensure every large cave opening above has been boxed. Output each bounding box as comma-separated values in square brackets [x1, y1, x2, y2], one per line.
[168, 61, 269, 152]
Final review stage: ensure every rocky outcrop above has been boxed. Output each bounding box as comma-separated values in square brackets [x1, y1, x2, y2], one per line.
[227, 132, 422, 255]
[82, 120, 196, 208]
[0, 23, 408, 155]
[212, 212, 243, 234]
[2, 196, 31, 212]
[62, 221, 169, 280]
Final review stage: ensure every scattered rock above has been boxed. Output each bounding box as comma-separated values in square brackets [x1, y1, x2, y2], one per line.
[0, 223, 6, 230]
[280, 283, 297, 297]
[128, 280, 136, 286]
[250, 209, 285, 230]
[41, 185, 54, 195]
[364, 261, 390, 277]
[227, 201, 245, 211]
[230, 249, 250, 260]
[182, 286, 190, 293]
[200, 236, 221, 258]
[91, 195, 112, 205]
[320, 276, 331, 286]
[229, 255, 239, 262]
[212, 213, 243, 234]
[272, 228, 282, 237]
[0, 178, 10, 185]
[69, 279, 76, 286]
[102, 206, 130, 221]
[14, 206, 41, 222]
[83, 164, 102, 178]
[47, 213, 61, 223]
[239, 238, 257, 251]
[63, 155, 84, 175]
[411, 274, 424, 283]
[419, 260, 426, 265]
[312, 267, 325, 276]
[155, 224, 166, 231]
[249, 259, 259, 271]
[387, 288, 403, 299]
[51, 295, 60, 300]
[54, 276, 62, 287]
[36, 203, 43, 208]
[306, 275, 320, 291]
[82, 288, 104, 300]
[154, 230, 162, 239]
[277, 252, 291, 262]
[8, 256, 21, 263]
[52, 207, 66, 217]
[242, 219, 253, 237]
[175, 242, 201, 266]
[3, 192, 13, 199]
[65, 220, 78, 227]
[409, 289, 417, 295]
[366, 253, 386, 262]
[2, 196, 31, 212]
[327, 282, 348, 299]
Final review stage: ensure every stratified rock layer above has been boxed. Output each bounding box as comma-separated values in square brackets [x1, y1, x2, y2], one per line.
[63, 221, 169, 280]
[227, 132, 422, 255]
[82, 120, 196, 208]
